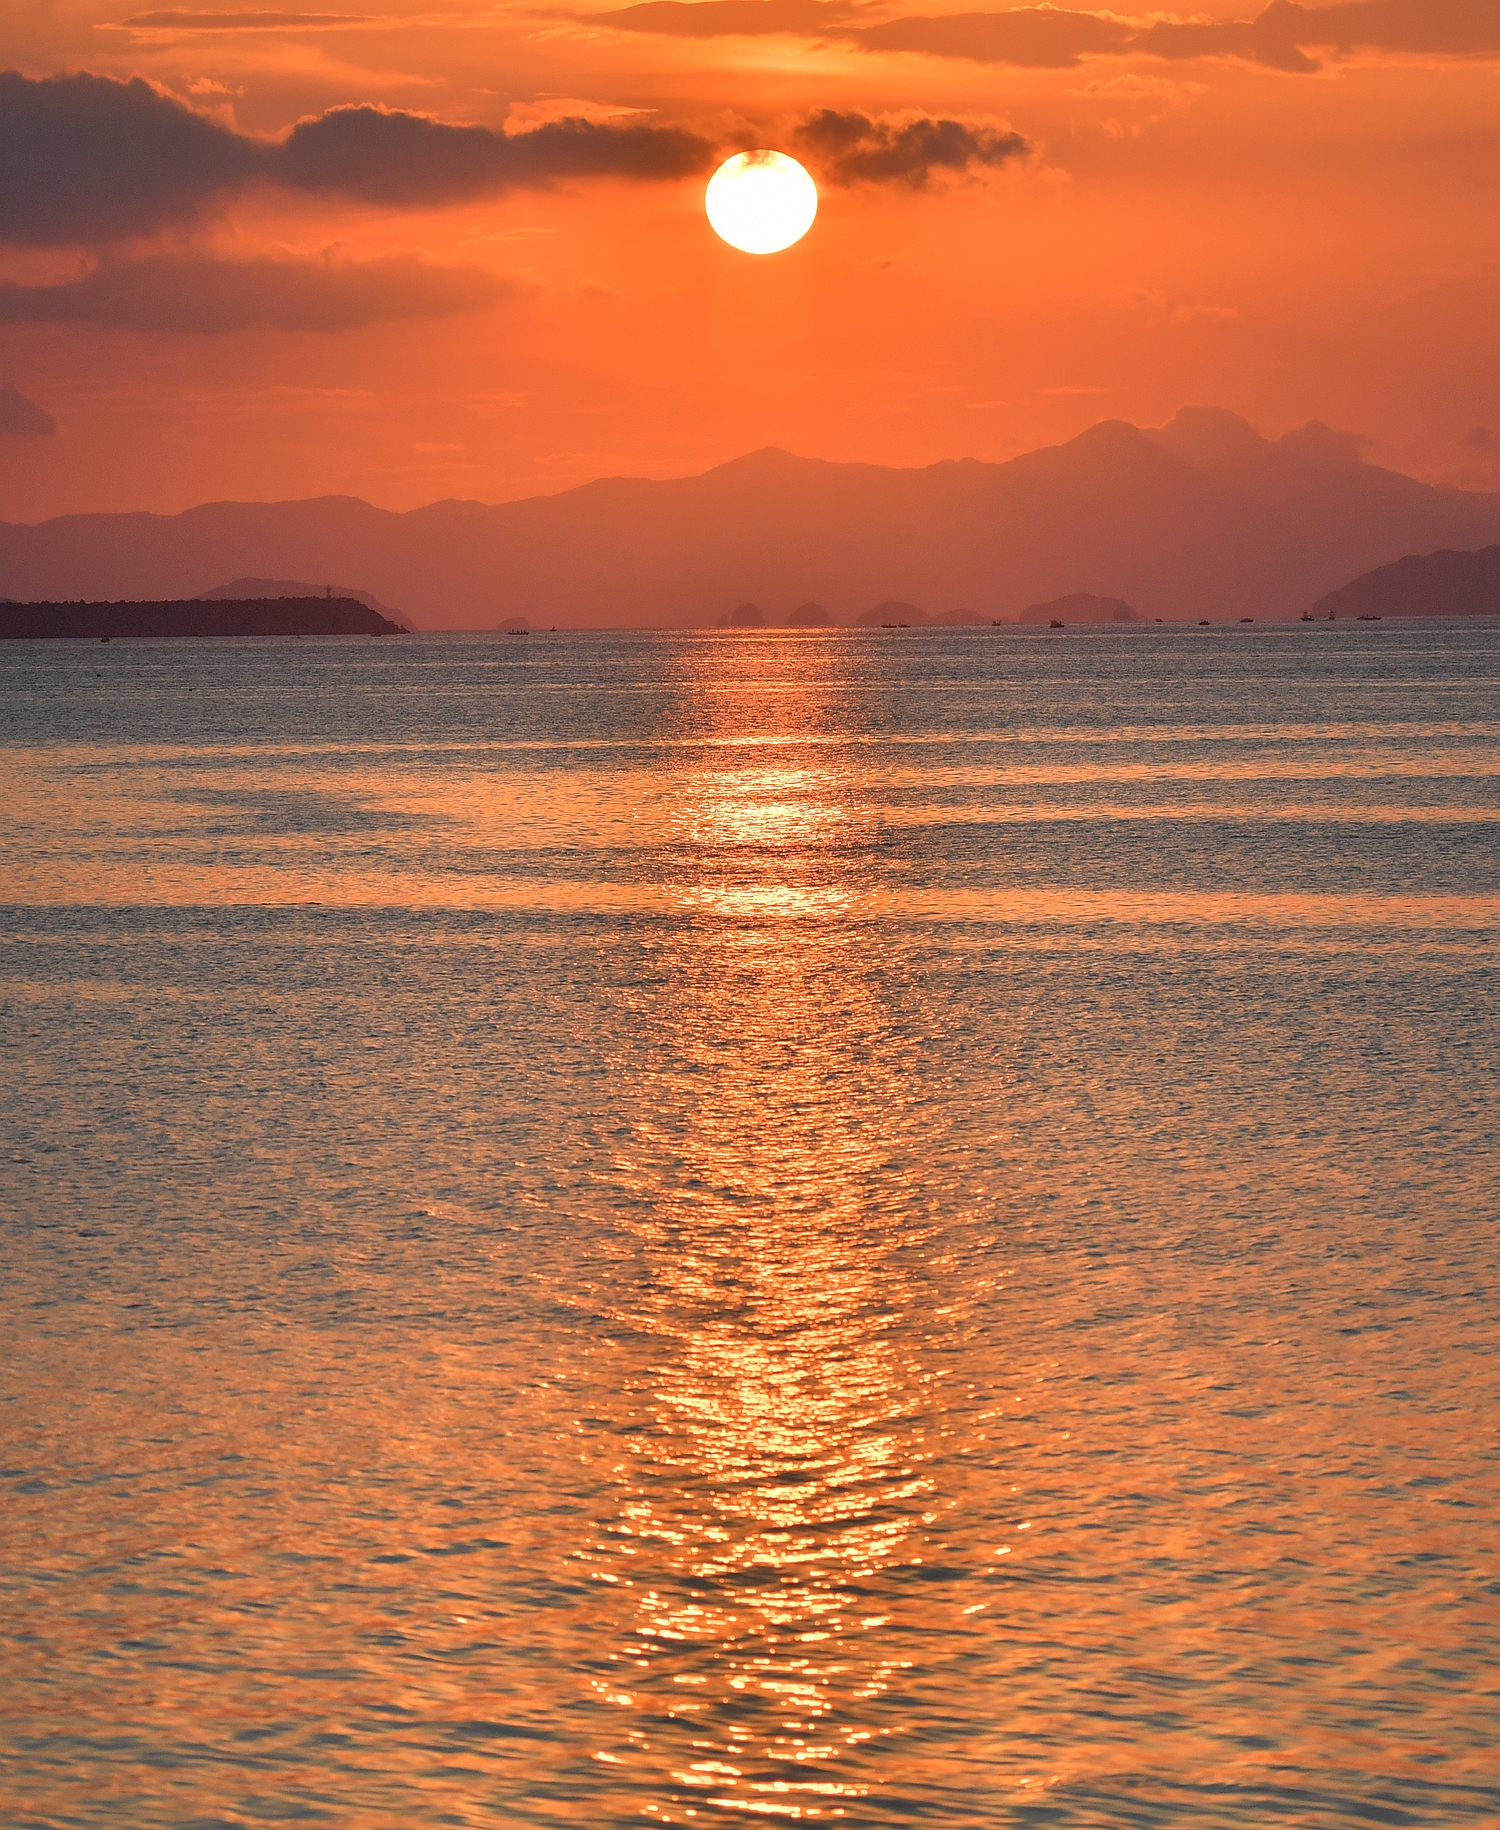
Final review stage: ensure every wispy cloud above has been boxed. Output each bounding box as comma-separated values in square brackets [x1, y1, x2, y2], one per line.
[0, 253, 512, 332]
[846, 9, 1131, 69]
[114, 9, 374, 27]
[592, 0, 1500, 72]
[594, 0, 857, 37]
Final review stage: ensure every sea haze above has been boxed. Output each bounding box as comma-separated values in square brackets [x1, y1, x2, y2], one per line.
[1, 624, 1497, 1828]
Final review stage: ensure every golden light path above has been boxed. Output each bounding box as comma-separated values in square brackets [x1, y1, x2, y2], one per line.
[705, 151, 819, 255]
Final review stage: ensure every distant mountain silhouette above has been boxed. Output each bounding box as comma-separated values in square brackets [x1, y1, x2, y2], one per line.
[1022, 593, 1143, 624]
[198, 575, 414, 626]
[1311, 546, 1500, 619]
[785, 601, 832, 626]
[5, 411, 1499, 627]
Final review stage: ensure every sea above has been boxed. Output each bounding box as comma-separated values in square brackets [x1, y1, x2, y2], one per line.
[2, 623, 1497, 1829]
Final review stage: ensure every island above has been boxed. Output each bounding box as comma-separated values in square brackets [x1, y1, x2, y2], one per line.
[1309, 546, 1500, 620]
[0, 597, 410, 640]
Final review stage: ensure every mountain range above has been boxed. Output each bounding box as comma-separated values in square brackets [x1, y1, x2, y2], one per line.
[4, 409, 1499, 628]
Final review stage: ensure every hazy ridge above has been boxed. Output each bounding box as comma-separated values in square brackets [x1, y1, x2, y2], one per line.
[3, 409, 1498, 629]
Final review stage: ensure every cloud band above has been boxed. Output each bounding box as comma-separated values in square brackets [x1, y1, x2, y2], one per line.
[0, 254, 512, 332]
[595, 0, 1500, 72]
[0, 71, 715, 246]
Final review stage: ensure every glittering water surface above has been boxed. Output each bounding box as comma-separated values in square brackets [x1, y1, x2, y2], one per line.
[2, 625, 1497, 1829]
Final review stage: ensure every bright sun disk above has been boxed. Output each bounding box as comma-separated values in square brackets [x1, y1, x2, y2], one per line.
[705, 150, 818, 255]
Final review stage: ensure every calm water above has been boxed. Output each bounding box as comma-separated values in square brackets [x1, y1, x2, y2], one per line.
[2, 625, 1497, 1829]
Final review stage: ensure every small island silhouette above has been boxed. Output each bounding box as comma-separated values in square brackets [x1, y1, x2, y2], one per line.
[1, 597, 408, 640]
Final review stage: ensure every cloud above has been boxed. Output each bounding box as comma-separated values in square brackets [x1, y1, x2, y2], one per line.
[1278, 419, 1367, 464]
[1233, 0, 1500, 66]
[0, 71, 264, 245]
[0, 70, 715, 246]
[795, 110, 1027, 185]
[847, 9, 1132, 68]
[596, 0, 1132, 64]
[932, 0, 1500, 70]
[594, 0, 854, 37]
[591, 0, 1500, 72]
[1076, 73, 1208, 99]
[1131, 4, 1338, 73]
[0, 253, 511, 332]
[0, 383, 59, 435]
[279, 106, 713, 205]
[117, 8, 372, 26]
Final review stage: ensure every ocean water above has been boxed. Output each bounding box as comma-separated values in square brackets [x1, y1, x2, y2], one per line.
[1, 624, 1497, 1830]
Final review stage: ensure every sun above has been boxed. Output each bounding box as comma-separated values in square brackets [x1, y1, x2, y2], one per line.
[705, 151, 819, 255]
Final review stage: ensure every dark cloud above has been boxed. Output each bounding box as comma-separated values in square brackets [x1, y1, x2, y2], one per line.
[796, 110, 1027, 185]
[0, 70, 715, 245]
[0, 254, 510, 333]
[0, 383, 59, 435]
[280, 107, 713, 205]
[0, 71, 264, 245]
[593, 0, 1500, 71]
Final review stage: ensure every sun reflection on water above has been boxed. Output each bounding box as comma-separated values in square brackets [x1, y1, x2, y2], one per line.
[580, 646, 947, 1817]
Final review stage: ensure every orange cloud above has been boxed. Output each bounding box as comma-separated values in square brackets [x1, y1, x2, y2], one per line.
[593, 0, 1500, 71]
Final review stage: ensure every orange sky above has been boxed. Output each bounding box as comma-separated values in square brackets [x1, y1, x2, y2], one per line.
[1, 1, 1498, 519]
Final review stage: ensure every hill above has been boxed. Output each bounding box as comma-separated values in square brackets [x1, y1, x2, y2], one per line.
[197, 575, 415, 626]
[1311, 546, 1500, 619]
[4, 410, 1499, 628]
